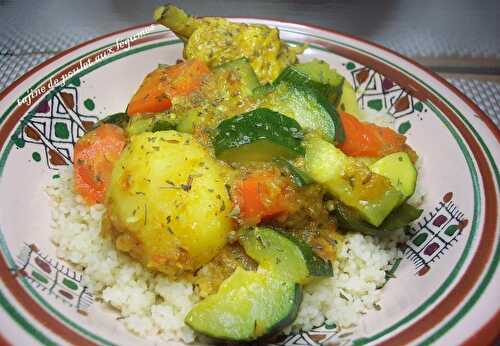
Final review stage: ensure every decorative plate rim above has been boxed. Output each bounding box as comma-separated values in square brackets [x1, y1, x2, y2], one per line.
[0, 19, 498, 346]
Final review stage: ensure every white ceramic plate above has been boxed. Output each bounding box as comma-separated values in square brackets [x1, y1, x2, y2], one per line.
[0, 20, 498, 346]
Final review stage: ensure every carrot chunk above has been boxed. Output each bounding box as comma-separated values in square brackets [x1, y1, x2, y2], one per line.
[127, 59, 209, 116]
[232, 170, 292, 225]
[338, 112, 406, 157]
[74, 124, 127, 204]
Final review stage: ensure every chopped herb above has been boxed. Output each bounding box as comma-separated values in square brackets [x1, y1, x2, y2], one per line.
[386, 271, 396, 279]
[256, 234, 267, 248]
[160, 185, 181, 190]
[339, 292, 349, 301]
[181, 175, 194, 192]
[229, 206, 240, 218]
[224, 184, 232, 199]
[378, 257, 402, 289]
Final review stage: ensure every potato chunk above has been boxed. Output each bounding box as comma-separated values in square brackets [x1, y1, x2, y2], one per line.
[105, 131, 233, 276]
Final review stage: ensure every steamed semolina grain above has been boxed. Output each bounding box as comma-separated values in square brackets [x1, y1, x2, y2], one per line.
[289, 232, 404, 331]
[47, 169, 403, 342]
[47, 169, 197, 343]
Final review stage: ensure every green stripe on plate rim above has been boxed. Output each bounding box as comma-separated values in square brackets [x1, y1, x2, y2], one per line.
[418, 102, 499, 346]
[0, 24, 495, 345]
[0, 38, 180, 346]
[419, 82, 499, 345]
[281, 27, 498, 344]
[0, 288, 57, 345]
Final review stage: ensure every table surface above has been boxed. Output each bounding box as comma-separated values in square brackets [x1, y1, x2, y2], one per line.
[1, 0, 499, 125]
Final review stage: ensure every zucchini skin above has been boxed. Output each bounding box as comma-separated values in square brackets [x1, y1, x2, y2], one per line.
[336, 202, 423, 235]
[272, 62, 346, 144]
[274, 158, 313, 187]
[197, 284, 303, 343]
[313, 86, 345, 144]
[275, 64, 344, 105]
[265, 282, 302, 339]
[240, 227, 333, 284]
[93, 112, 129, 129]
[151, 119, 176, 132]
[125, 113, 177, 136]
[304, 136, 403, 226]
[277, 230, 333, 278]
[187, 227, 326, 342]
[213, 108, 305, 161]
[258, 75, 345, 144]
[185, 268, 302, 342]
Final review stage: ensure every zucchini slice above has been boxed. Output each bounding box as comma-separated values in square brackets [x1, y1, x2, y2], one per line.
[337, 81, 362, 118]
[93, 112, 129, 129]
[274, 158, 313, 187]
[240, 227, 332, 283]
[176, 108, 202, 134]
[126, 113, 177, 136]
[213, 58, 260, 96]
[304, 136, 403, 226]
[275, 60, 344, 104]
[253, 83, 274, 97]
[336, 202, 423, 234]
[259, 80, 345, 144]
[213, 108, 305, 162]
[370, 152, 417, 199]
[185, 267, 301, 342]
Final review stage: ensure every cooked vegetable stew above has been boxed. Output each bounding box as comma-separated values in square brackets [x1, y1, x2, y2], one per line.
[72, 5, 422, 342]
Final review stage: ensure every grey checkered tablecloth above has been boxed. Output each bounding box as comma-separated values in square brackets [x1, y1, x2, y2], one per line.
[1, 0, 499, 59]
[448, 79, 500, 127]
[1, 54, 498, 127]
[1, 0, 499, 126]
